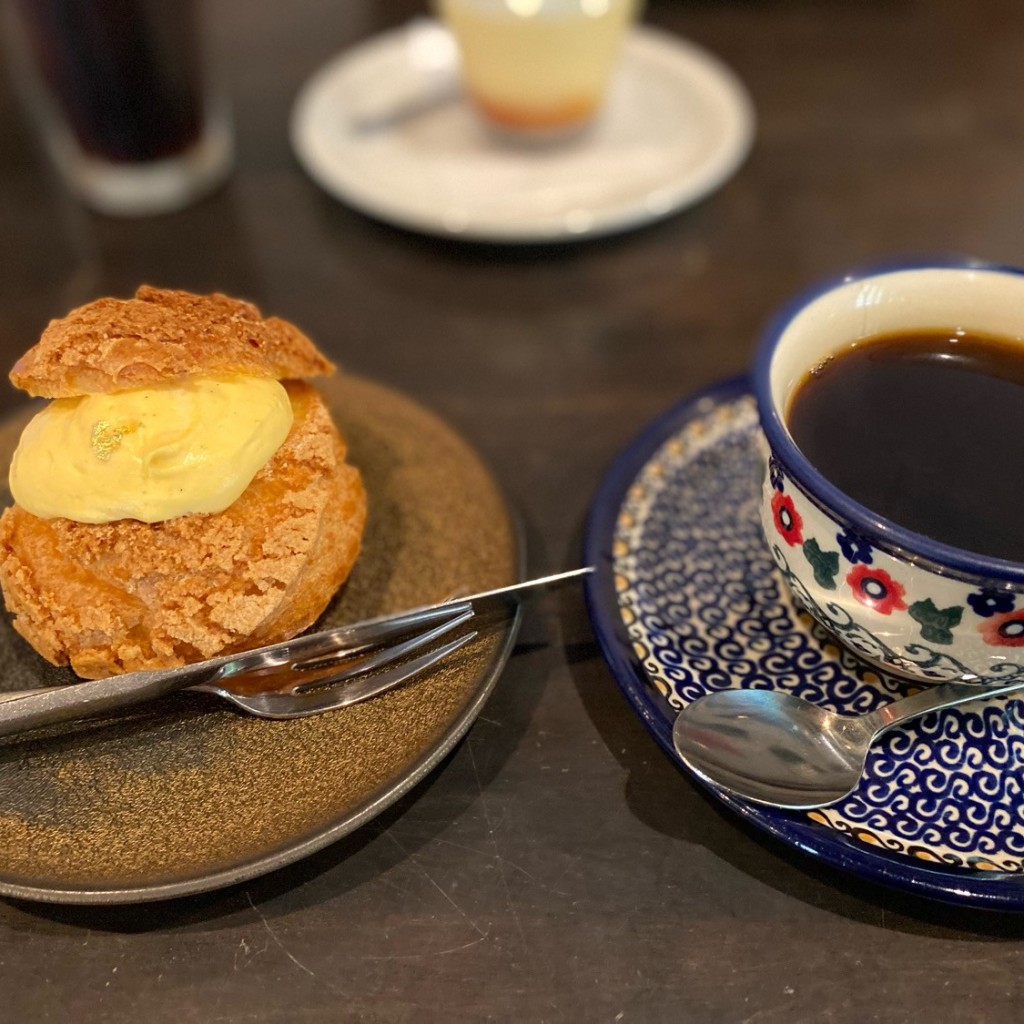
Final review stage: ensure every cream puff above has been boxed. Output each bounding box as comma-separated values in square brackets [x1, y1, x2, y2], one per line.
[0, 286, 367, 679]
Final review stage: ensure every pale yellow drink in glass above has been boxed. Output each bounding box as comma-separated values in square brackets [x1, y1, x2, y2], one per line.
[437, 0, 639, 132]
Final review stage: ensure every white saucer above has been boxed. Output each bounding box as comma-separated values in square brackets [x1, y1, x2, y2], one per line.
[290, 20, 755, 243]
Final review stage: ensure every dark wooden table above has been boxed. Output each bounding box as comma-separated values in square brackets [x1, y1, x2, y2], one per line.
[4, 0, 1024, 1020]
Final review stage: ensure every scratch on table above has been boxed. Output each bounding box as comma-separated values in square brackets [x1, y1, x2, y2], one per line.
[245, 892, 347, 995]
[233, 933, 269, 971]
[467, 735, 529, 954]
[384, 830, 487, 938]
[430, 837, 569, 897]
[506, 861, 540, 886]
[359, 934, 490, 961]
[548, 852, 582, 893]
[375, 872, 414, 898]
[739, 1010, 769, 1024]
[429, 836, 491, 858]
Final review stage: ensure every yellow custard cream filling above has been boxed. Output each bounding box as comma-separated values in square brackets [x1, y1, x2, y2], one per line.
[9, 376, 294, 524]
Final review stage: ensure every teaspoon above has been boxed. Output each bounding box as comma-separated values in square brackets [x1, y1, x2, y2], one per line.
[672, 678, 1024, 809]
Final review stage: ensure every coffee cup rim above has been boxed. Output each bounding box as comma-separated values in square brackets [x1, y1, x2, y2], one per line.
[751, 256, 1024, 586]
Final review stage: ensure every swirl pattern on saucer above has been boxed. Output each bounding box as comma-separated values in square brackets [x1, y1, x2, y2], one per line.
[613, 393, 1024, 872]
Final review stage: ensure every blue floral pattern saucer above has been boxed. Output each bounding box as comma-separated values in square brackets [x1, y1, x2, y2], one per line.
[583, 376, 1024, 909]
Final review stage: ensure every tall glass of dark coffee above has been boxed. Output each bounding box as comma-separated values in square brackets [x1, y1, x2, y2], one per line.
[8, 0, 232, 215]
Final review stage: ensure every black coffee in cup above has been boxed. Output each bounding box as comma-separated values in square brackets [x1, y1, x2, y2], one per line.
[786, 329, 1024, 562]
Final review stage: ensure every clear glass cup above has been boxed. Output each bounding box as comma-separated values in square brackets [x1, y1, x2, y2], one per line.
[436, 0, 640, 136]
[6, 0, 233, 216]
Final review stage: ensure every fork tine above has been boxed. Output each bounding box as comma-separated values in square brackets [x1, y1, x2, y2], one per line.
[289, 608, 475, 691]
[246, 632, 478, 719]
[271, 601, 475, 666]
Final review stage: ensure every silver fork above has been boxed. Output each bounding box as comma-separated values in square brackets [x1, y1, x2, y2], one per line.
[0, 601, 479, 737]
[0, 567, 593, 737]
[194, 609, 478, 720]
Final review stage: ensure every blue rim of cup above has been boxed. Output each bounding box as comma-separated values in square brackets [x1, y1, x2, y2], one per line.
[751, 256, 1024, 588]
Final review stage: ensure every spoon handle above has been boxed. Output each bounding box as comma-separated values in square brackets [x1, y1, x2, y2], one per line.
[866, 677, 1024, 735]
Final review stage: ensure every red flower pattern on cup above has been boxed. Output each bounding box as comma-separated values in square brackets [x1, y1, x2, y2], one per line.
[770, 492, 803, 546]
[979, 610, 1024, 647]
[846, 565, 907, 615]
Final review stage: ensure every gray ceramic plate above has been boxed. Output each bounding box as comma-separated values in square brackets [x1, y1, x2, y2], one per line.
[0, 375, 519, 904]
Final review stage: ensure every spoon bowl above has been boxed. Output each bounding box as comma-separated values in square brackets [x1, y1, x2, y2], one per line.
[672, 679, 1024, 809]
